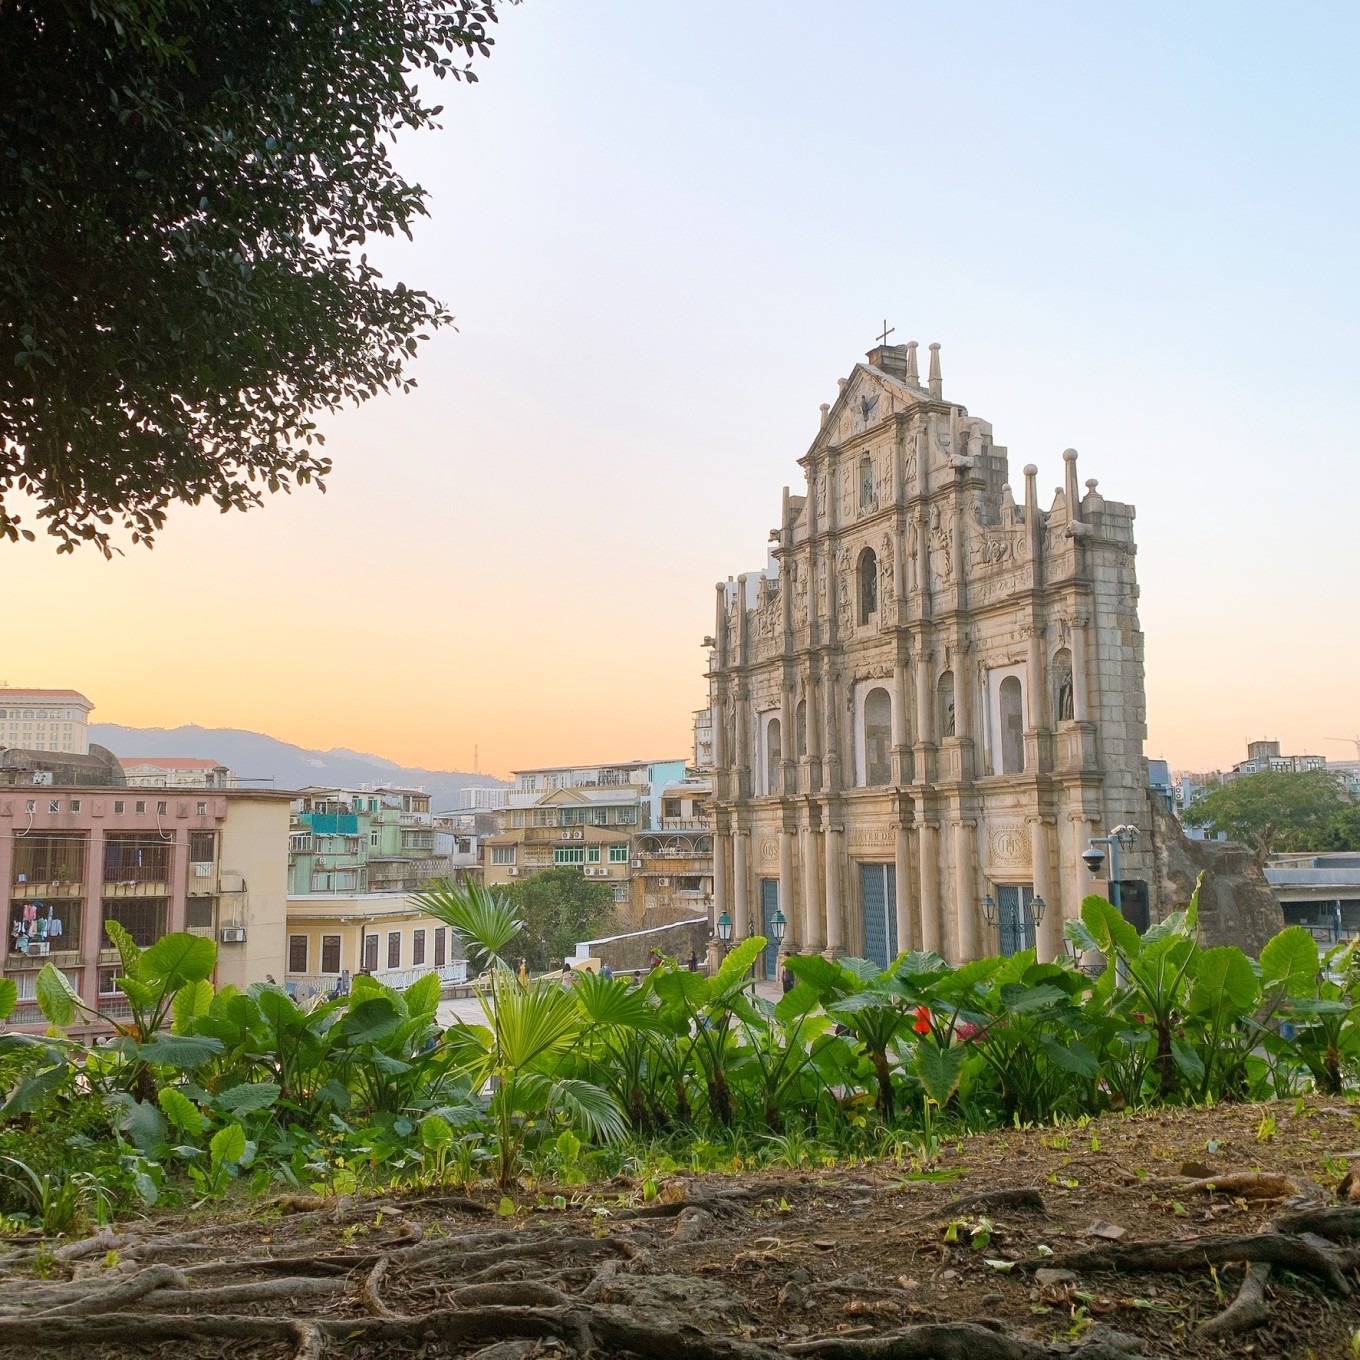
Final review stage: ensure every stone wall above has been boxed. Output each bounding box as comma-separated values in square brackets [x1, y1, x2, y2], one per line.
[574, 916, 710, 973]
[1147, 797, 1283, 955]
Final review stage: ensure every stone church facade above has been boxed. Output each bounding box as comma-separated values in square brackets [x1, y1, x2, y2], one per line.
[706, 341, 1152, 968]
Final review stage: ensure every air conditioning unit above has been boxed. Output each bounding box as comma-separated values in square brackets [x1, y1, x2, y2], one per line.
[192, 862, 213, 877]
[631, 858, 643, 868]
[27, 941, 50, 956]
[508, 866, 520, 876]
[659, 878, 671, 887]
[573, 829, 584, 840]
[584, 866, 596, 877]
[219, 926, 246, 944]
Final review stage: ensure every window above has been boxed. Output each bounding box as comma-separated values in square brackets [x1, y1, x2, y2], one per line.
[156, 801, 167, 816]
[613, 884, 629, 903]
[434, 927, 447, 966]
[24, 800, 35, 814]
[185, 898, 214, 928]
[765, 717, 782, 795]
[113, 800, 124, 815]
[321, 935, 342, 973]
[69, 800, 80, 814]
[554, 846, 585, 866]
[103, 898, 167, 948]
[663, 798, 681, 819]
[135, 801, 146, 815]
[197, 801, 207, 816]
[586, 846, 601, 863]
[189, 831, 215, 863]
[609, 845, 629, 863]
[363, 934, 379, 971]
[614, 807, 637, 825]
[369, 830, 379, 847]
[412, 929, 426, 966]
[99, 967, 124, 996]
[857, 546, 878, 623]
[491, 846, 516, 865]
[864, 687, 893, 785]
[387, 931, 401, 969]
[1000, 675, 1025, 774]
[48, 800, 59, 814]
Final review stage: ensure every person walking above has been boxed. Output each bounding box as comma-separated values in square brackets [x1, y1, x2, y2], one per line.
[781, 955, 797, 996]
[517, 957, 529, 987]
[561, 960, 573, 987]
[686, 950, 699, 972]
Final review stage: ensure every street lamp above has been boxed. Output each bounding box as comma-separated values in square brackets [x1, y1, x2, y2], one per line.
[770, 909, 787, 948]
[716, 910, 733, 952]
[980, 892, 1045, 937]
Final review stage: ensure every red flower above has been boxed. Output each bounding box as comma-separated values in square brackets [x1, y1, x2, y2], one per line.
[912, 1005, 932, 1036]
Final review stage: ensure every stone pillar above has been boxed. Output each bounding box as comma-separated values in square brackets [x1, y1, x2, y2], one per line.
[1071, 615, 1091, 723]
[952, 820, 979, 961]
[778, 829, 797, 948]
[821, 670, 841, 792]
[802, 825, 825, 952]
[712, 829, 729, 933]
[1030, 817, 1059, 962]
[733, 829, 750, 938]
[918, 820, 942, 956]
[1027, 624, 1048, 731]
[913, 649, 933, 744]
[779, 679, 795, 798]
[733, 688, 749, 800]
[824, 822, 844, 955]
[891, 659, 911, 784]
[894, 823, 913, 954]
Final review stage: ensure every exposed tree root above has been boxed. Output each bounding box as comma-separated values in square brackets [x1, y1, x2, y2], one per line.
[924, 1188, 1049, 1220]
[784, 1320, 1145, 1359]
[360, 1254, 397, 1318]
[1197, 1261, 1272, 1340]
[1019, 1229, 1351, 1295]
[26, 1263, 187, 1317]
[1175, 1172, 1299, 1199]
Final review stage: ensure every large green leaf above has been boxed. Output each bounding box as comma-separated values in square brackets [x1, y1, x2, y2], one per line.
[104, 919, 143, 981]
[571, 969, 656, 1029]
[774, 979, 822, 1023]
[212, 1081, 281, 1114]
[489, 980, 580, 1070]
[787, 951, 855, 996]
[998, 983, 1069, 1016]
[2, 1063, 70, 1115]
[337, 996, 405, 1046]
[137, 1033, 224, 1069]
[106, 1094, 167, 1157]
[35, 962, 80, 1026]
[1189, 946, 1260, 1020]
[712, 937, 765, 999]
[172, 979, 215, 1033]
[159, 1086, 205, 1136]
[913, 1040, 966, 1106]
[142, 932, 216, 988]
[1259, 927, 1319, 993]
[0, 978, 17, 1023]
[543, 1075, 629, 1144]
[403, 971, 442, 1020]
[210, 1122, 247, 1167]
[1080, 895, 1142, 961]
[1039, 1035, 1099, 1078]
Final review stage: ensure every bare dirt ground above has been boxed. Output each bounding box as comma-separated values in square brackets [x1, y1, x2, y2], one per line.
[3, 1096, 1359, 1360]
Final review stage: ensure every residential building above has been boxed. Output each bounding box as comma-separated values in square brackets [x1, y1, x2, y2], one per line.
[1, 786, 292, 1033]
[708, 339, 1153, 974]
[482, 759, 687, 908]
[284, 786, 473, 1001]
[630, 775, 714, 925]
[693, 708, 714, 771]
[120, 757, 238, 788]
[0, 688, 94, 755]
[461, 786, 508, 811]
[1233, 739, 1327, 776]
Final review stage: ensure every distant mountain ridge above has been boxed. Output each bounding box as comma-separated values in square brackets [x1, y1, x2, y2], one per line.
[91, 723, 506, 811]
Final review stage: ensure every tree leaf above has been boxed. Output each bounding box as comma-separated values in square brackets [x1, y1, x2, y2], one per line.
[159, 1087, 205, 1136]
[1259, 926, 1319, 993]
[35, 962, 80, 1026]
[212, 1082, 281, 1114]
[913, 1040, 966, 1106]
[141, 932, 216, 988]
[1189, 946, 1259, 1019]
[172, 978, 215, 1033]
[0, 978, 17, 1022]
[210, 1123, 247, 1168]
[137, 1033, 224, 1069]
[1080, 895, 1142, 961]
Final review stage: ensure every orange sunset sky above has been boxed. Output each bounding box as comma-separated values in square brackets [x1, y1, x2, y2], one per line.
[4, 4, 1358, 778]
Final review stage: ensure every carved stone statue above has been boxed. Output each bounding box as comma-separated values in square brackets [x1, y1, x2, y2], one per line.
[880, 533, 895, 605]
[837, 548, 852, 612]
[1056, 668, 1074, 722]
[945, 698, 956, 737]
[929, 506, 952, 584]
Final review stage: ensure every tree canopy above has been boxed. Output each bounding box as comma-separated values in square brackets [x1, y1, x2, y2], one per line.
[0, 0, 504, 553]
[497, 868, 619, 972]
[1182, 768, 1352, 864]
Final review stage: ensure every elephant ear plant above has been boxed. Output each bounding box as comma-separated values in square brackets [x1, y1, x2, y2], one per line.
[417, 879, 628, 1188]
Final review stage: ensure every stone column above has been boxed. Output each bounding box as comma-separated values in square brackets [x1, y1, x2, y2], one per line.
[918, 820, 942, 956]
[733, 829, 750, 938]
[822, 670, 841, 792]
[891, 659, 911, 784]
[1027, 624, 1048, 731]
[1071, 615, 1091, 723]
[913, 648, 933, 744]
[712, 829, 729, 933]
[779, 679, 795, 798]
[806, 667, 823, 791]
[778, 829, 796, 948]
[733, 687, 749, 801]
[894, 823, 913, 954]
[1030, 817, 1060, 962]
[952, 820, 979, 961]
[802, 825, 825, 952]
[824, 822, 844, 955]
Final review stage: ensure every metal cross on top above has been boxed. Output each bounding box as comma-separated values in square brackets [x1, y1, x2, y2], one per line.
[875, 319, 895, 348]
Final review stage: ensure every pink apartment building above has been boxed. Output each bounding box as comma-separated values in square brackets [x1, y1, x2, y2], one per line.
[1, 787, 292, 1033]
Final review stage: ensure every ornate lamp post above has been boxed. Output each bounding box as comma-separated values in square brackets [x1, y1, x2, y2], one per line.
[716, 909, 733, 955]
[980, 892, 1045, 948]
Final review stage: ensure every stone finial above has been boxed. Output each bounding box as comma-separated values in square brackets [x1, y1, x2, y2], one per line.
[1062, 448, 1080, 510]
[820, 402, 830, 426]
[838, 378, 848, 393]
[905, 341, 920, 384]
[1023, 463, 1038, 478]
[928, 343, 942, 399]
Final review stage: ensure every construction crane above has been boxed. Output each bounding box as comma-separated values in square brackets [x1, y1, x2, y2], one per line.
[1323, 736, 1360, 762]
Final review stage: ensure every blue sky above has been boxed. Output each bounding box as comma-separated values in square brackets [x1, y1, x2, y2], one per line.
[9, 1, 1358, 772]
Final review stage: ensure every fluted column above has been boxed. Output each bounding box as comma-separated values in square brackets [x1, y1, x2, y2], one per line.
[1071, 614, 1091, 723]
[952, 820, 979, 961]
[891, 659, 911, 784]
[733, 830, 750, 938]
[918, 820, 942, 956]
[894, 823, 913, 954]
[1030, 817, 1059, 962]
[778, 829, 796, 948]
[824, 823, 844, 955]
[802, 825, 825, 952]
[712, 830, 729, 932]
